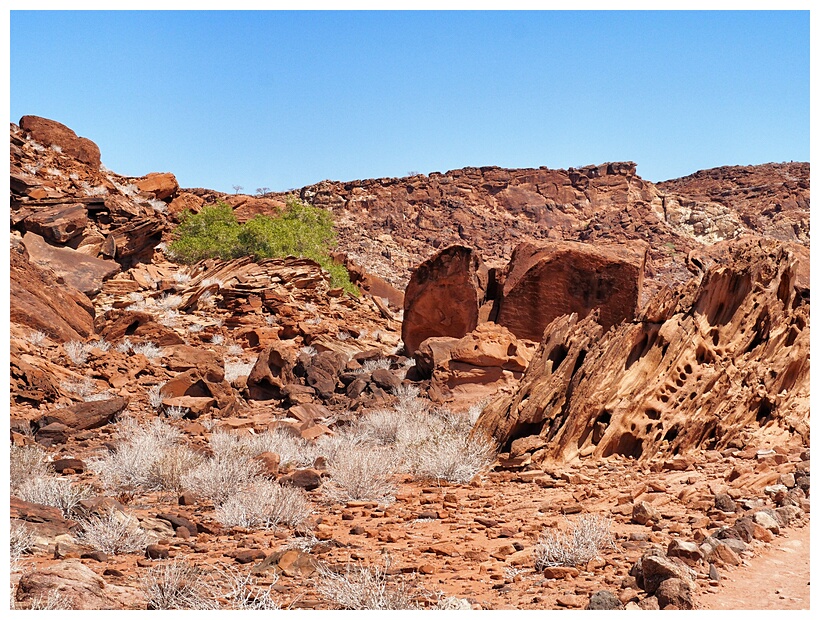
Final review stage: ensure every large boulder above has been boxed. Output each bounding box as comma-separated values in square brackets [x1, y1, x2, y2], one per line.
[416, 323, 536, 401]
[23, 232, 120, 296]
[495, 240, 647, 341]
[23, 204, 89, 244]
[15, 559, 143, 609]
[19, 115, 102, 167]
[136, 172, 179, 201]
[402, 245, 489, 354]
[10, 242, 96, 341]
[246, 342, 298, 400]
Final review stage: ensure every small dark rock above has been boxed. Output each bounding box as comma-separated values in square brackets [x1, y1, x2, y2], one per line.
[145, 544, 170, 559]
[587, 590, 624, 610]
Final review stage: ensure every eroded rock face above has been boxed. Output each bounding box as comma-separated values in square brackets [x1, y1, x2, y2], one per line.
[416, 323, 537, 402]
[19, 115, 102, 167]
[23, 232, 120, 296]
[474, 236, 809, 463]
[402, 245, 489, 354]
[496, 240, 647, 339]
[10, 242, 96, 341]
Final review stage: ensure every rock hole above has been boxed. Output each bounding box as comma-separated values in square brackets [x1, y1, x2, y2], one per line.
[547, 343, 569, 373]
[659, 394, 669, 403]
[784, 325, 799, 347]
[569, 349, 587, 380]
[124, 320, 141, 336]
[744, 309, 770, 354]
[646, 407, 661, 420]
[695, 345, 714, 365]
[684, 363, 692, 375]
[711, 330, 720, 346]
[663, 426, 679, 442]
[601, 433, 643, 459]
[756, 397, 773, 425]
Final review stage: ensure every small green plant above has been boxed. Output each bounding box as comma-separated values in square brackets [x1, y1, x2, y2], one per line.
[168, 197, 358, 295]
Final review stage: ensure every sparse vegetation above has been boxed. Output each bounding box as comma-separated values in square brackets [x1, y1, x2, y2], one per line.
[167, 197, 358, 294]
[215, 479, 311, 529]
[143, 559, 215, 610]
[533, 514, 614, 569]
[317, 560, 417, 610]
[76, 508, 150, 554]
[15, 476, 92, 518]
[64, 340, 90, 365]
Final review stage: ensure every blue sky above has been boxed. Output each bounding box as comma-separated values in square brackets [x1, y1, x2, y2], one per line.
[9, 10, 809, 193]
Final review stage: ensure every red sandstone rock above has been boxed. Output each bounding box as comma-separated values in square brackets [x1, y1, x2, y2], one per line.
[496, 240, 647, 340]
[19, 115, 101, 167]
[474, 237, 809, 463]
[23, 231, 120, 296]
[402, 245, 489, 354]
[136, 172, 179, 201]
[10, 242, 96, 341]
[23, 203, 89, 244]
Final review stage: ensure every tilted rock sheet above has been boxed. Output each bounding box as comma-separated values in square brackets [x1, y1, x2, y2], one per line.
[474, 236, 809, 463]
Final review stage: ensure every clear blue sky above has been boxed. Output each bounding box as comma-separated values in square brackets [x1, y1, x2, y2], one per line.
[10, 10, 809, 193]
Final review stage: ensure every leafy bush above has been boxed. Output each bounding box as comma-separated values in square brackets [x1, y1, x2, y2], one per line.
[168, 197, 358, 294]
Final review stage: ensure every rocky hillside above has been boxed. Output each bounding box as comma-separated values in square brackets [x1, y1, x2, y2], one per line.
[8, 116, 810, 611]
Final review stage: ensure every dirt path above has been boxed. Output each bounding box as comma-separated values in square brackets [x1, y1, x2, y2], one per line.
[697, 523, 810, 610]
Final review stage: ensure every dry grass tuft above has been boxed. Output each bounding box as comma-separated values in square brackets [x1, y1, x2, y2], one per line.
[533, 514, 614, 569]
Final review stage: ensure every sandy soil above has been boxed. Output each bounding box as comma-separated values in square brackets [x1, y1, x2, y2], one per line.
[697, 523, 810, 610]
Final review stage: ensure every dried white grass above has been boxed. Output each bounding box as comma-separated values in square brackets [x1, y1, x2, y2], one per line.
[26, 589, 73, 610]
[10, 444, 51, 491]
[60, 377, 96, 398]
[352, 357, 391, 374]
[188, 323, 205, 333]
[64, 340, 90, 365]
[90, 417, 198, 495]
[92, 337, 111, 352]
[10, 521, 36, 567]
[143, 559, 216, 610]
[316, 560, 417, 610]
[149, 199, 167, 213]
[182, 451, 263, 505]
[115, 338, 132, 353]
[157, 293, 183, 310]
[411, 430, 496, 484]
[211, 563, 280, 610]
[533, 514, 614, 569]
[215, 479, 311, 529]
[322, 443, 397, 505]
[224, 361, 254, 384]
[299, 345, 317, 357]
[240, 427, 317, 468]
[76, 509, 150, 554]
[226, 343, 244, 357]
[210, 334, 225, 345]
[15, 476, 92, 518]
[163, 405, 189, 420]
[132, 342, 163, 359]
[26, 330, 47, 348]
[147, 382, 166, 409]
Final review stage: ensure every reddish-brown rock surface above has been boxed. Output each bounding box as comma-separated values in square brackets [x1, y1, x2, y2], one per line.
[8, 117, 810, 612]
[495, 240, 647, 339]
[401, 245, 489, 353]
[474, 237, 809, 463]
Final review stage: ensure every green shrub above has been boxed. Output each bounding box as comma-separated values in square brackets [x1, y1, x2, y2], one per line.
[168, 197, 358, 295]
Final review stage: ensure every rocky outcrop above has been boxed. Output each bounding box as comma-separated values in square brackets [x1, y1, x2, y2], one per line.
[23, 232, 120, 296]
[474, 237, 809, 463]
[401, 245, 489, 353]
[657, 163, 810, 246]
[19, 115, 102, 167]
[10, 241, 96, 341]
[495, 240, 647, 339]
[135, 172, 179, 201]
[415, 323, 537, 402]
